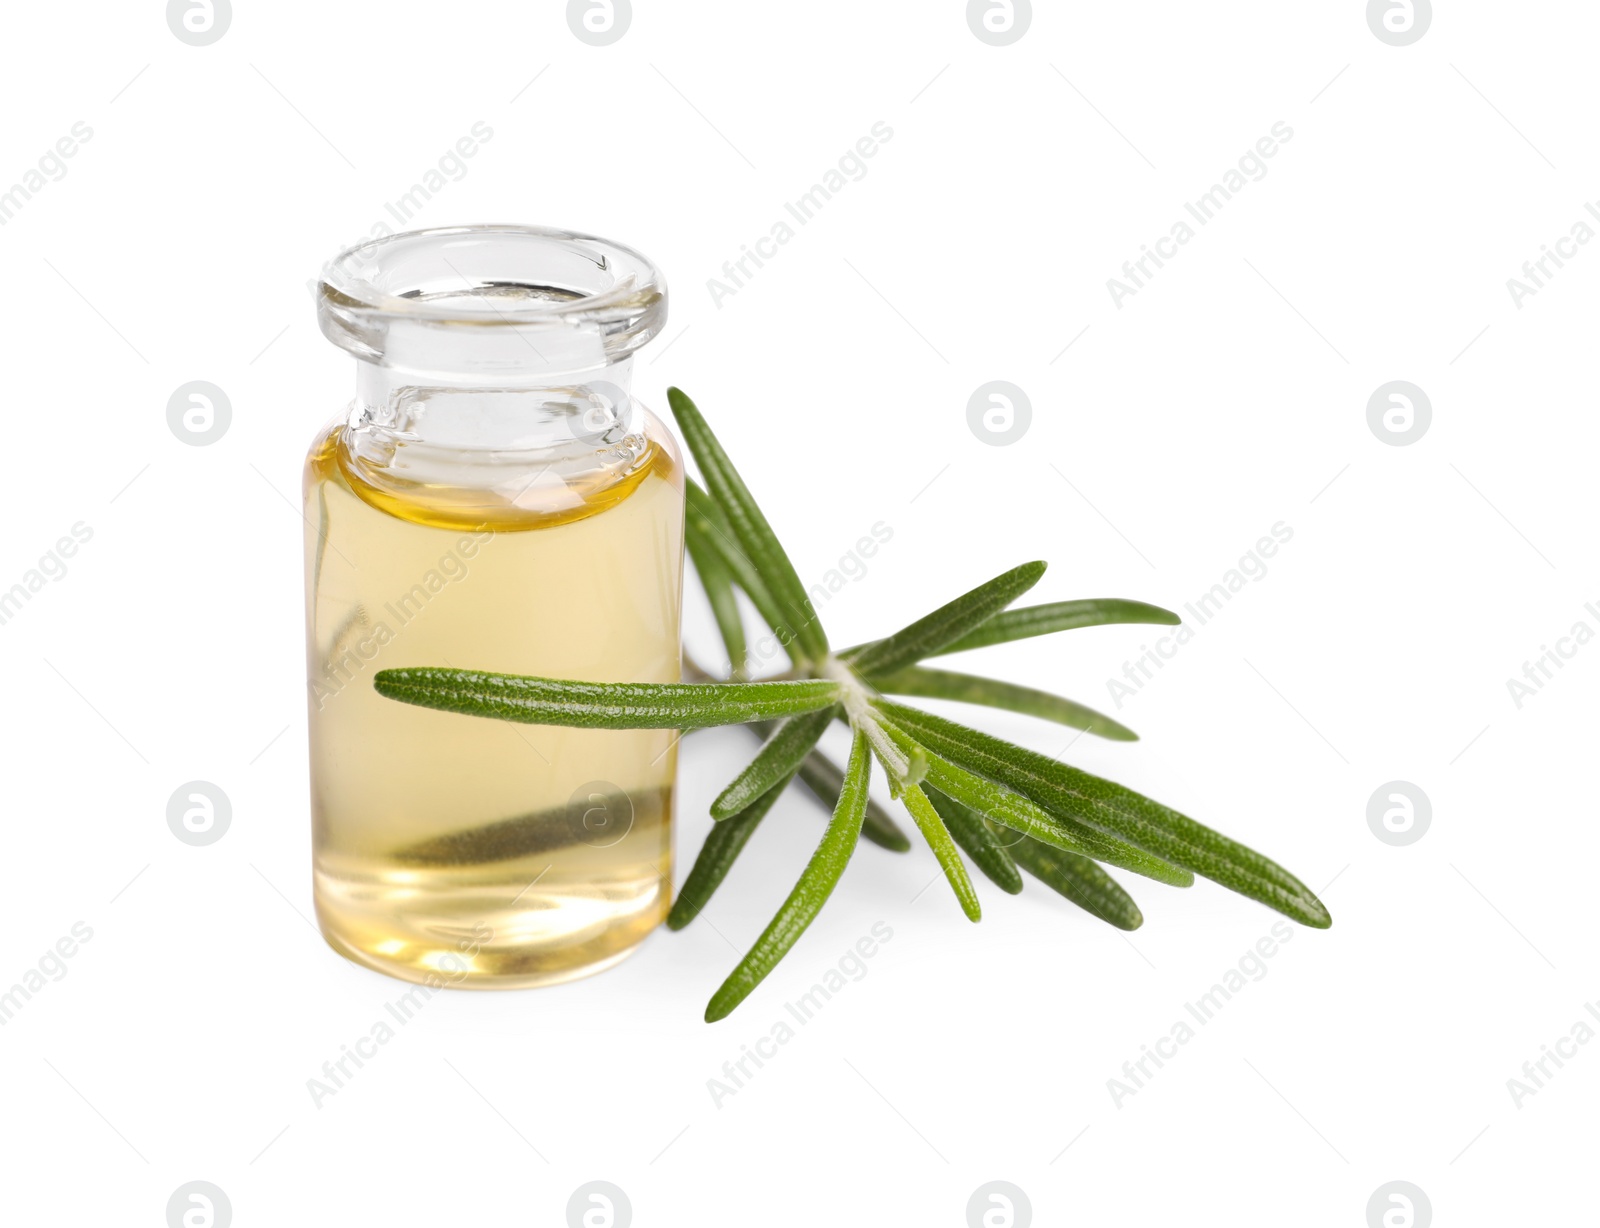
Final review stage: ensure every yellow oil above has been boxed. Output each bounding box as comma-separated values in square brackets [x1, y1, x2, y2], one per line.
[303, 415, 684, 988]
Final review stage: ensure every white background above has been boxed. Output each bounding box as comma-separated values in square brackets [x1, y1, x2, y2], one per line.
[2, 2, 1594, 1225]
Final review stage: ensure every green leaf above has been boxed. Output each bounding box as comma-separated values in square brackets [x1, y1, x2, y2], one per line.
[706, 727, 871, 1022]
[684, 513, 748, 680]
[742, 718, 909, 851]
[994, 821, 1143, 930]
[680, 729, 909, 935]
[712, 707, 835, 820]
[845, 561, 1046, 679]
[903, 734, 1194, 888]
[373, 668, 841, 730]
[669, 389, 829, 664]
[869, 666, 1138, 741]
[900, 784, 982, 921]
[685, 478, 793, 661]
[882, 701, 1331, 928]
[933, 598, 1181, 655]
[926, 789, 1022, 894]
[668, 768, 798, 931]
[790, 742, 912, 852]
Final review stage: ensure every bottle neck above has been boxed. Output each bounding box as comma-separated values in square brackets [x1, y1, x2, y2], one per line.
[337, 354, 655, 528]
[351, 355, 638, 453]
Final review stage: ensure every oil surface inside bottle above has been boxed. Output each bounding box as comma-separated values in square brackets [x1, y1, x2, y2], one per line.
[304, 416, 683, 988]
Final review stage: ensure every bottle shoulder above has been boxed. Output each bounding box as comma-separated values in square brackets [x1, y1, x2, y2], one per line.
[304, 407, 682, 533]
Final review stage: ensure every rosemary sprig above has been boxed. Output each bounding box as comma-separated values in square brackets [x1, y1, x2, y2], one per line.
[373, 387, 1331, 1021]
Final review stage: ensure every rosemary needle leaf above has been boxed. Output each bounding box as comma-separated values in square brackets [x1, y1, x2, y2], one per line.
[684, 513, 748, 680]
[882, 701, 1331, 928]
[668, 768, 799, 931]
[669, 389, 830, 664]
[869, 665, 1139, 741]
[685, 478, 793, 658]
[909, 737, 1193, 888]
[926, 788, 1023, 895]
[900, 784, 982, 921]
[788, 738, 912, 852]
[742, 719, 909, 850]
[711, 707, 835, 820]
[845, 561, 1047, 679]
[994, 821, 1144, 930]
[373, 669, 841, 730]
[706, 727, 871, 1022]
[934, 598, 1182, 655]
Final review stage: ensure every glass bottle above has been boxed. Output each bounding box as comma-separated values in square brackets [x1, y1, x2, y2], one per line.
[304, 225, 683, 989]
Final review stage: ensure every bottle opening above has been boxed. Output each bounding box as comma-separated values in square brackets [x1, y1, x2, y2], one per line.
[318, 225, 668, 378]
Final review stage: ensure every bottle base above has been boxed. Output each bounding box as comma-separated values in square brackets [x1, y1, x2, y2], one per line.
[317, 921, 651, 990]
[312, 860, 669, 990]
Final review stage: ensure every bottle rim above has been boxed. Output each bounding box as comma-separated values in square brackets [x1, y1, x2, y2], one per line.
[317, 224, 668, 371]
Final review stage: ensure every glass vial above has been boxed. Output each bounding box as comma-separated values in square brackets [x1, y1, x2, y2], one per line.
[304, 226, 683, 988]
